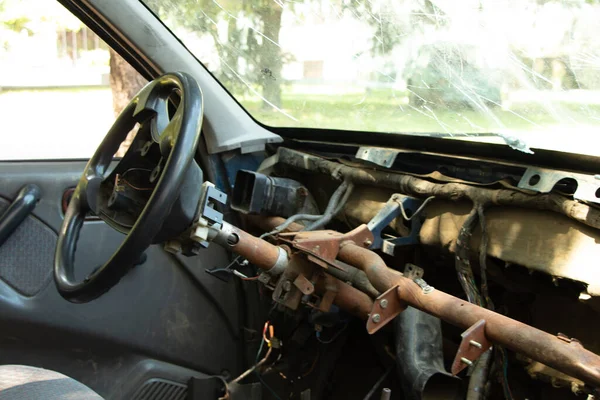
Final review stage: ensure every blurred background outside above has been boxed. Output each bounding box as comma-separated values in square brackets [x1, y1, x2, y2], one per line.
[2, 0, 600, 159]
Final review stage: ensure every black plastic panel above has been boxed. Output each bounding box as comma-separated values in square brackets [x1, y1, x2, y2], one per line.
[0, 161, 241, 398]
[0, 198, 56, 296]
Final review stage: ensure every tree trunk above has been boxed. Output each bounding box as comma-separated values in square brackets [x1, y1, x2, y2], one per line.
[259, 7, 283, 109]
[108, 48, 147, 155]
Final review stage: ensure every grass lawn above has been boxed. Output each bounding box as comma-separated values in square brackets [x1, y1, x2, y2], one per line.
[241, 90, 600, 135]
[1, 87, 598, 159]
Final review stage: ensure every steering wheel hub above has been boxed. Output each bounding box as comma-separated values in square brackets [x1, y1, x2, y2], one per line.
[54, 72, 204, 303]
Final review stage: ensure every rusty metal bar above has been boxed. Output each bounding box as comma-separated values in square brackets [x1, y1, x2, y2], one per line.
[214, 221, 373, 319]
[247, 213, 600, 387]
[337, 242, 600, 388]
[328, 278, 372, 320]
[275, 147, 600, 231]
[213, 222, 284, 272]
[247, 215, 380, 298]
[245, 214, 306, 233]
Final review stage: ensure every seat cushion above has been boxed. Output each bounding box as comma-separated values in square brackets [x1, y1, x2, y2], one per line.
[0, 365, 103, 399]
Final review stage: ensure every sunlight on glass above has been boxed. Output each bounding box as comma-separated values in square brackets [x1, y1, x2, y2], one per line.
[143, 0, 600, 156]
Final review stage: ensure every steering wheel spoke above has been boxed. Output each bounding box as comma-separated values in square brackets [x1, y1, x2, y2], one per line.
[54, 72, 204, 303]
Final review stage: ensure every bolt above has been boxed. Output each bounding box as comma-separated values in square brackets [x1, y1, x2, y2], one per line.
[380, 299, 389, 309]
[364, 239, 372, 247]
[380, 388, 391, 400]
[371, 313, 381, 323]
[460, 357, 473, 366]
[282, 280, 292, 291]
[469, 340, 483, 349]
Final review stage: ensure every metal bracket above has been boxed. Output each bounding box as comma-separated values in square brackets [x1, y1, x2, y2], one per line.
[293, 274, 315, 295]
[367, 195, 424, 255]
[277, 224, 374, 269]
[451, 319, 492, 375]
[366, 285, 407, 334]
[518, 167, 600, 204]
[356, 146, 400, 168]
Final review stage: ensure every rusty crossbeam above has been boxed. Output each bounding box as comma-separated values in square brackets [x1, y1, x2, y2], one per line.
[244, 216, 600, 389]
[227, 218, 374, 319]
[217, 216, 600, 388]
[337, 242, 600, 388]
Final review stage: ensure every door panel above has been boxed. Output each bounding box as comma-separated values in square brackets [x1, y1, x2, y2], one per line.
[0, 161, 241, 398]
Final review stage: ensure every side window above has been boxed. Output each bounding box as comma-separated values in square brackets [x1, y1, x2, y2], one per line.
[0, 0, 146, 160]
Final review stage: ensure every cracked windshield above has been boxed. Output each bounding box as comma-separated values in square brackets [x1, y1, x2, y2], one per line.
[144, 0, 600, 156]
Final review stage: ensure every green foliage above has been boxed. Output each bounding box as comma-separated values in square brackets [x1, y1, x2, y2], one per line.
[145, 0, 286, 106]
[0, 0, 84, 51]
[0, 0, 30, 34]
[404, 43, 502, 108]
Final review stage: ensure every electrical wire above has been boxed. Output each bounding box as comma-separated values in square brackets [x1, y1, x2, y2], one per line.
[477, 206, 494, 309]
[231, 339, 272, 384]
[121, 167, 153, 177]
[260, 178, 355, 238]
[397, 195, 436, 220]
[315, 322, 349, 344]
[253, 322, 282, 400]
[259, 214, 321, 239]
[302, 179, 355, 231]
[302, 351, 320, 377]
[208, 255, 242, 274]
[118, 168, 155, 191]
[230, 322, 276, 385]
[120, 178, 154, 191]
[362, 365, 393, 400]
[500, 347, 515, 400]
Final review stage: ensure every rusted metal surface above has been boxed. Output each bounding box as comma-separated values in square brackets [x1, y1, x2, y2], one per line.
[216, 224, 283, 271]
[277, 224, 374, 266]
[337, 242, 600, 388]
[276, 147, 600, 231]
[252, 216, 380, 297]
[245, 214, 305, 233]
[294, 274, 315, 295]
[366, 285, 407, 334]
[317, 274, 338, 313]
[228, 219, 373, 318]
[272, 254, 313, 310]
[328, 278, 372, 320]
[451, 320, 492, 375]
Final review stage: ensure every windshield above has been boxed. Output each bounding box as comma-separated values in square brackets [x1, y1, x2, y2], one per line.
[143, 0, 600, 156]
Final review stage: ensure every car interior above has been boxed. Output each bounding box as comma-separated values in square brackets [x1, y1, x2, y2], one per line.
[0, 1, 600, 399]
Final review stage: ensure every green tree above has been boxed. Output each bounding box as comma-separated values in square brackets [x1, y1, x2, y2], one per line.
[146, 0, 287, 109]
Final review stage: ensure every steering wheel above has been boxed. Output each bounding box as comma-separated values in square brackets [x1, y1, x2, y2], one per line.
[54, 72, 204, 303]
